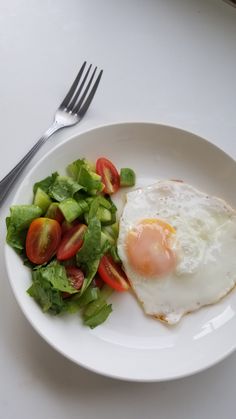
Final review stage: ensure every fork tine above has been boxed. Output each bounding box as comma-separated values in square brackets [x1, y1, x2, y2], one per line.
[77, 70, 103, 118]
[59, 61, 86, 109]
[67, 64, 92, 111]
[73, 67, 97, 114]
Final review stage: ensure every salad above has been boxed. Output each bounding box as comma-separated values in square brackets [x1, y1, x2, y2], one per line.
[6, 157, 136, 328]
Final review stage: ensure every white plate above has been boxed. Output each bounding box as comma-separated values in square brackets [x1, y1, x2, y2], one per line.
[4, 122, 236, 382]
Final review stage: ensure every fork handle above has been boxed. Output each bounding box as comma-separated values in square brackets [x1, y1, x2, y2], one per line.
[0, 121, 62, 207]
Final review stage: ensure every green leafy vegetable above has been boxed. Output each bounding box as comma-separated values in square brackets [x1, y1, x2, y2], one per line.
[105, 196, 117, 214]
[33, 172, 58, 194]
[87, 196, 116, 225]
[76, 217, 103, 293]
[66, 285, 100, 313]
[6, 205, 42, 251]
[83, 293, 106, 318]
[88, 196, 101, 221]
[83, 304, 112, 328]
[48, 176, 84, 202]
[82, 284, 113, 328]
[5, 155, 136, 328]
[101, 196, 117, 225]
[39, 260, 78, 293]
[67, 159, 103, 194]
[28, 271, 65, 314]
[76, 217, 102, 266]
[27, 260, 78, 314]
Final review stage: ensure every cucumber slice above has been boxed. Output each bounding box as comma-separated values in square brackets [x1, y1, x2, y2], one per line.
[102, 222, 119, 240]
[59, 198, 82, 222]
[97, 207, 112, 224]
[109, 245, 121, 263]
[101, 230, 115, 245]
[33, 187, 52, 213]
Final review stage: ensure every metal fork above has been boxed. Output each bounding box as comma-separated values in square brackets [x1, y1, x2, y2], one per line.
[0, 61, 103, 206]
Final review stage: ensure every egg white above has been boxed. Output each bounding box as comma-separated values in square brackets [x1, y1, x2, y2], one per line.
[117, 180, 236, 324]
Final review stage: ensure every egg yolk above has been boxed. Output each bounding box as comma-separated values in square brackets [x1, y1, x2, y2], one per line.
[126, 219, 176, 277]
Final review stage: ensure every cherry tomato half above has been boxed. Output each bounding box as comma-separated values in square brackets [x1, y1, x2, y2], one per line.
[66, 266, 84, 290]
[96, 157, 120, 194]
[98, 254, 129, 292]
[93, 275, 104, 289]
[50, 206, 64, 224]
[61, 219, 79, 236]
[57, 223, 87, 261]
[62, 266, 85, 298]
[26, 218, 61, 265]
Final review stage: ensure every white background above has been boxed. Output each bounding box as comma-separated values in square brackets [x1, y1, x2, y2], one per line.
[0, 0, 236, 418]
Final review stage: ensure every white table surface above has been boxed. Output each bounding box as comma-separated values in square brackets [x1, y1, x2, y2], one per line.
[1, 0, 236, 417]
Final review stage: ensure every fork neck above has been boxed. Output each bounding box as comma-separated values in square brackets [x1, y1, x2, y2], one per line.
[43, 121, 63, 141]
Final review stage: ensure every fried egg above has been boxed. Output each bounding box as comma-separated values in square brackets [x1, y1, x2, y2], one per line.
[117, 180, 236, 324]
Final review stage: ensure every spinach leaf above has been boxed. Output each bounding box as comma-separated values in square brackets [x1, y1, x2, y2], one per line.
[83, 304, 112, 329]
[82, 284, 113, 328]
[76, 217, 103, 293]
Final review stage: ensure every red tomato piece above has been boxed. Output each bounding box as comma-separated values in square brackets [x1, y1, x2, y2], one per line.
[98, 254, 129, 292]
[62, 266, 85, 298]
[93, 275, 104, 289]
[46, 204, 64, 224]
[52, 207, 64, 224]
[26, 218, 61, 265]
[61, 219, 79, 236]
[66, 266, 84, 290]
[96, 157, 120, 194]
[57, 223, 87, 261]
